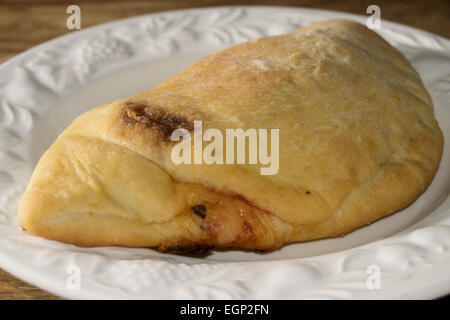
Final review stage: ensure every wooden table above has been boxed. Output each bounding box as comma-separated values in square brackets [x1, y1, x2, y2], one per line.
[0, 0, 449, 300]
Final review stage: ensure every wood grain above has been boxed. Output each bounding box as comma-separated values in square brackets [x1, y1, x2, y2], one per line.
[0, 0, 449, 300]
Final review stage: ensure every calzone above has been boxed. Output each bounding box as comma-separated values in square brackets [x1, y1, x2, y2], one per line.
[18, 20, 444, 252]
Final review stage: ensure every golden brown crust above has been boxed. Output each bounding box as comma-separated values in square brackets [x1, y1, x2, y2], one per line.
[18, 19, 444, 252]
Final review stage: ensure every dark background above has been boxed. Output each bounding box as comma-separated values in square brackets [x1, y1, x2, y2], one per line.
[0, 0, 449, 299]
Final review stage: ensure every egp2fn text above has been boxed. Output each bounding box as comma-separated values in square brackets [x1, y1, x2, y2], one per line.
[224, 304, 269, 315]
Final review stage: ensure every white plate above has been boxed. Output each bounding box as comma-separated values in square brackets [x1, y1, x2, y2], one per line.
[0, 6, 449, 299]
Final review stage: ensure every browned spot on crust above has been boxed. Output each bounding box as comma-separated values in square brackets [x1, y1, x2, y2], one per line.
[158, 240, 212, 254]
[121, 102, 194, 141]
[191, 204, 207, 219]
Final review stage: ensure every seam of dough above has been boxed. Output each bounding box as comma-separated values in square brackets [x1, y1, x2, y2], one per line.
[63, 134, 318, 228]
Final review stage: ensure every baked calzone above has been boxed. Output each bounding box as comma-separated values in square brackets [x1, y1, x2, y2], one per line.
[18, 20, 444, 252]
